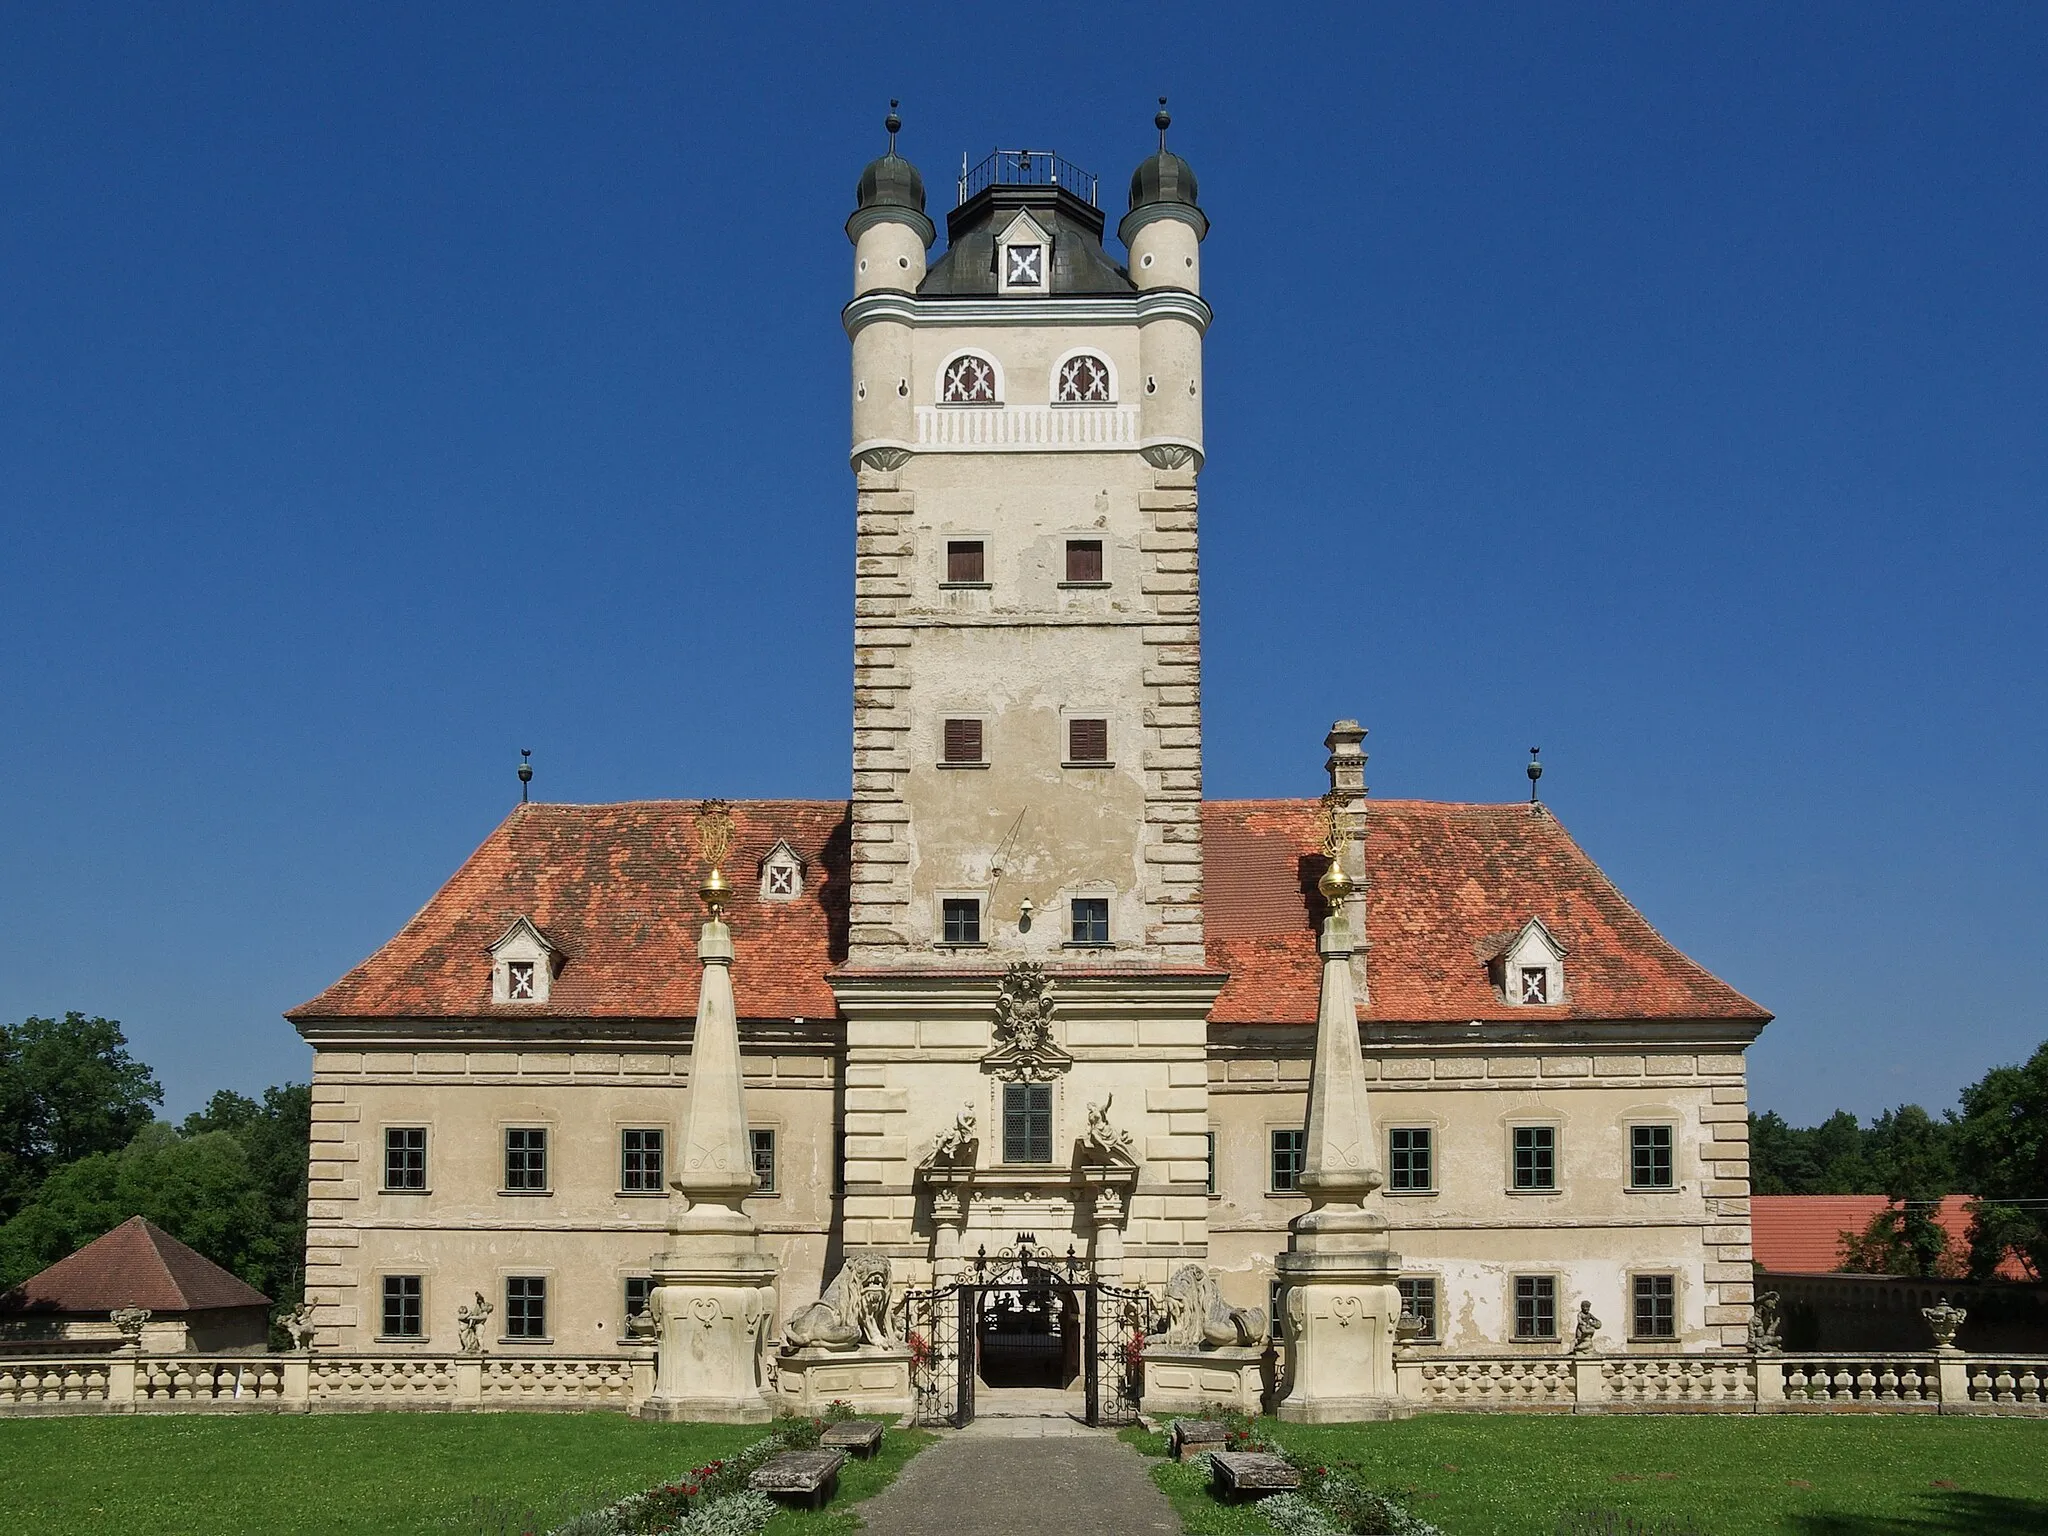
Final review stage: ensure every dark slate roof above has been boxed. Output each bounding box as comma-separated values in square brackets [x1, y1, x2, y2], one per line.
[920, 186, 1133, 297]
[0, 1217, 270, 1315]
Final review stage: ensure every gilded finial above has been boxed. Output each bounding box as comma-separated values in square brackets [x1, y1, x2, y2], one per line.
[1317, 790, 1355, 903]
[696, 799, 735, 917]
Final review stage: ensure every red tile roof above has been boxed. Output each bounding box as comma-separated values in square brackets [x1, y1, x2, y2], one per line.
[1, 1217, 270, 1315]
[1751, 1194, 2034, 1280]
[290, 796, 1763, 1029]
[291, 801, 849, 1022]
[1203, 799, 1767, 1025]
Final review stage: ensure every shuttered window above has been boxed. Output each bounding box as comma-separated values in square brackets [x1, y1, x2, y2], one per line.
[1003, 1082, 1053, 1164]
[942, 718, 984, 764]
[1064, 539, 1104, 583]
[945, 541, 985, 584]
[1067, 718, 1109, 764]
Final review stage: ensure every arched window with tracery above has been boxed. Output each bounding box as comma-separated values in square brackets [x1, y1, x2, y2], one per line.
[1054, 353, 1113, 404]
[940, 353, 1000, 405]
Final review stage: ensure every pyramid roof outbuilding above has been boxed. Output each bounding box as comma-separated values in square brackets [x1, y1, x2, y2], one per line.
[1, 1216, 270, 1316]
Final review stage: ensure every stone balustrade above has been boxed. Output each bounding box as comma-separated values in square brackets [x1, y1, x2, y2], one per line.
[3, 1348, 2045, 1418]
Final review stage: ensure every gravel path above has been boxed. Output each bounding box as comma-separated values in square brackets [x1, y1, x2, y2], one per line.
[855, 1417, 1179, 1535]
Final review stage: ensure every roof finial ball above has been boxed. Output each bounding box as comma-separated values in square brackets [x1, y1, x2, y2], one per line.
[1527, 746, 1543, 803]
[518, 749, 533, 805]
[1156, 96, 1171, 149]
[885, 98, 901, 152]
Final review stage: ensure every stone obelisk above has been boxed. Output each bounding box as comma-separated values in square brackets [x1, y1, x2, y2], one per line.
[641, 801, 778, 1422]
[1274, 796, 1405, 1422]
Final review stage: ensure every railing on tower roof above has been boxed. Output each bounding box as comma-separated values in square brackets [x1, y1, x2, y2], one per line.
[957, 149, 1097, 209]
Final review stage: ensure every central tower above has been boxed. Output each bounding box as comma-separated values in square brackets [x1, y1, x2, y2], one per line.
[830, 108, 1221, 1288]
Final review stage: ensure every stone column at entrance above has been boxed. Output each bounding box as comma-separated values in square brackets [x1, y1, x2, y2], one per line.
[1275, 825, 1405, 1422]
[1091, 1188, 1127, 1285]
[931, 1188, 966, 1285]
[642, 804, 778, 1423]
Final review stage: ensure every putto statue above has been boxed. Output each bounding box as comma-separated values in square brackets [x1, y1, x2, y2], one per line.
[1749, 1291, 1784, 1354]
[922, 1103, 977, 1168]
[1082, 1097, 1137, 1164]
[783, 1254, 896, 1353]
[1570, 1300, 1601, 1354]
[1159, 1264, 1269, 1350]
[280, 1301, 316, 1351]
[455, 1291, 494, 1355]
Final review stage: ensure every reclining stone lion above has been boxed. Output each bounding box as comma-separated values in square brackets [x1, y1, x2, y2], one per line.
[1159, 1263, 1269, 1349]
[782, 1253, 896, 1353]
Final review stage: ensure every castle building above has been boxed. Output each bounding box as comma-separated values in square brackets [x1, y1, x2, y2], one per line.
[290, 112, 1768, 1367]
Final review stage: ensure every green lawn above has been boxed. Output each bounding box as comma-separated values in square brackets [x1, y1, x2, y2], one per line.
[1126, 1414, 2048, 1535]
[0, 1412, 934, 1536]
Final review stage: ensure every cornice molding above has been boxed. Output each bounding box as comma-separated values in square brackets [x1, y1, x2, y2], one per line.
[843, 287, 1212, 339]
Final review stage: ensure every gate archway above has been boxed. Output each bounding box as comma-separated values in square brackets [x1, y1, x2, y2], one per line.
[897, 1243, 1156, 1427]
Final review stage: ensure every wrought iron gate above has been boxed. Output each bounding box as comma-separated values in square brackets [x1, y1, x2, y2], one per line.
[897, 1244, 1156, 1428]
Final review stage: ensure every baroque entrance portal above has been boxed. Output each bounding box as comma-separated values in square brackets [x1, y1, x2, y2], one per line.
[897, 1243, 1155, 1427]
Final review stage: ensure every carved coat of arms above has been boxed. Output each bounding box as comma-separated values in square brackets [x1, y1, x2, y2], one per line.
[983, 961, 1071, 1081]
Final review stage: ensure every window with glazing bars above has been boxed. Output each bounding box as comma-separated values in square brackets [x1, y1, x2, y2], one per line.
[945, 540, 985, 584]
[1002, 1082, 1053, 1163]
[1271, 1129, 1307, 1192]
[621, 1128, 664, 1193]
[1396, 1277, 1438, 1340]
[1065, 539, 1104, 583]
[381, 1275, 422, 1338]
[384, 1128, 426, 1191]
[1630, 1125, 1674, 1189]
[624, 1276, 654, 1326]
[505, 1276, 547, 1339]
[1070, 897, 1110, 945]
[942, 718, 984, 764]
[505, 1128, 548, 1191]
[1512, 1126, 1556, 1190]
[1388, 1127, 1433, 1192]
[1067, 718, 1109, 763]
[940, 897, 981, 944]
[750, 1128, 777, 1193]
[1513, 1275, 1556, 1339]
[1633, 1274, 1677, 1338]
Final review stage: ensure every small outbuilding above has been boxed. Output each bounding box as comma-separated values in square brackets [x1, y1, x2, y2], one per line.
[0, 1216, 271, 1354]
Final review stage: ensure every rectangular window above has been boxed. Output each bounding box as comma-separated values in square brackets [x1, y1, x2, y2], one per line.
[1633, 1274, 1677, 1339]
[1270, 1129, 1307, 1193]
[1067, 718, 1109, 764]
[1002, 1082, 1053, 1164]
[621, 1128, 664, 1193]
[625, 1276, 654, 1325]
[1069, 897, 1110, 945]
[1204, 1130, 1217, 1196]
[940, 897, 982, 945]
[1513, 1275, 1557, 1340]
[750, 1128, 777, 1194]
[505, 1128, 548, 1191]
[1388, 1127, 1433, 1192]
[1518, 966, 1548, 1003]
[381, 1275, 423, 1338]
[1396, 1277, 1438, 1341]
[942, 718, 984, 764]
[945, 540, 985, 584]
[1630, 1125, 1675, 1190]
[505, 1276, 547, 1340]
[1512, 1125, 1556, 1191]
[1064, 539, 1104, 583]
[384, 1128, 427, 1191]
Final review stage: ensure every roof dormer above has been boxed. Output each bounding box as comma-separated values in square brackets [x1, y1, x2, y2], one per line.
[995, 207, 1052, 296]
[758, 839, 807, 903]
[488, 916, 558, 1005]
[1490, 917, 1568, 1007]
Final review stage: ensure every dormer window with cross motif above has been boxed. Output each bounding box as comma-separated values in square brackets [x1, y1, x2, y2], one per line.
[940, 353, 1000, 405]
[1004, 244, 1044, 288]
[758, 839, 806, 903]
[1054, 353, 1113, 404]
[488, 917, 557, 1005]
[1492, 917, 1567, 1008]
[995, 207, 1053, 298]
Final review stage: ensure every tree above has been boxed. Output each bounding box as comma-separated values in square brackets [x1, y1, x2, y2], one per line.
[0, 1014, 163, 1220]
[1953, 1039, 2048, 1281]
[180, 1084, 311, 1310]
[0, 1125, 278, 1294]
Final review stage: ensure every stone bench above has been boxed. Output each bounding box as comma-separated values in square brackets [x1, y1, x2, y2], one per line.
[821, 1419, 886, 1459]
[749, 1448, 848, 1510]
[1169, 1417, 1230, 1461]
[1209, 1451, 1302, 1502]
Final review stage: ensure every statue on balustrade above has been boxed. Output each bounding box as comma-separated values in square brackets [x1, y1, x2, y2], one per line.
[782, 1254, 896, 1353]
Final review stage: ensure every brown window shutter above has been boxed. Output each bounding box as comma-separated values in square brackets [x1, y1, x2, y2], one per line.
[943, 718, 983, 763]
[1065, 539, 1103, 583]
[946, 541, 985, 584]
[1068, 718, 1108, 763]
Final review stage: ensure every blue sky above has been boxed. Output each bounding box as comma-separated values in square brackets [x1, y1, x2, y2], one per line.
[2, 4, 2042, 1124]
